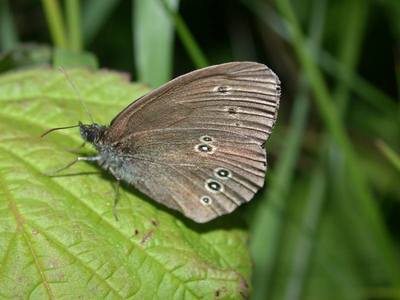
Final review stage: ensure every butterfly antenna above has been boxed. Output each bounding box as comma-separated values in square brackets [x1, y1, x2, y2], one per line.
[59, 67, 95, 124]
[40, 124, 81, 138]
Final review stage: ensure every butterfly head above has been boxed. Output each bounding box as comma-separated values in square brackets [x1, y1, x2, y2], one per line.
[79, 122, 106, 144]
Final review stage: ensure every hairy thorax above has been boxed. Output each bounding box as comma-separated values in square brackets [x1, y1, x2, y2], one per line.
[94, 139, 138, 186]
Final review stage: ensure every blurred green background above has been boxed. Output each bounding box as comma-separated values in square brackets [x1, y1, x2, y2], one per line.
[1, 0, 399, 299]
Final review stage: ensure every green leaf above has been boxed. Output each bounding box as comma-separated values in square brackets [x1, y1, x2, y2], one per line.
[0, 44, 52, 73]
[0, 68, 251, 299]
[53, 48, 98, 69]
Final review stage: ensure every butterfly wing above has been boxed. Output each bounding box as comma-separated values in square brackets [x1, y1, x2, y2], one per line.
[102, 62, 280, 222]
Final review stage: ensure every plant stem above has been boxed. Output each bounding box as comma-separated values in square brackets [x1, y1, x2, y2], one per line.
[250, 1, 327, 298]
[160, 0, 208, 68]
[66, 0, 82, 51]
[0, 0, 18, 51]
[376, 140, 400, 172]
[41, 0, 67, 48]
[275, 0, 400, 284]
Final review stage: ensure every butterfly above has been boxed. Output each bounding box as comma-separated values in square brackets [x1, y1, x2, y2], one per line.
[47, 62, 281, 223]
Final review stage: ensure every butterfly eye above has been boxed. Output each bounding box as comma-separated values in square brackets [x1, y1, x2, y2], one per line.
[200, 196, 212, 206]
[200, 135, 213, 143]
[206, 180, 223, 193]
[215, 168, 231, 179]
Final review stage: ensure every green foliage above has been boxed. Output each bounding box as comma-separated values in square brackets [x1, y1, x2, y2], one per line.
[0, 69, 251, 299]
[133, 0, 179, 87]
[0, 45, 52, 73]
[41, 0, 68, 48]
[159, 0, 208, 69]
[377, 140, 400, 172]
[0, 0, 18, 51]
[53, 48, 98, 69]
[1, 0, 400, 299]
[82, 0, 122, 45]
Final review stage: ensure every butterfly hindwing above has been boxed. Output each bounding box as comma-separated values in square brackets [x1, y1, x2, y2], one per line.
[109, 128, 266, 222]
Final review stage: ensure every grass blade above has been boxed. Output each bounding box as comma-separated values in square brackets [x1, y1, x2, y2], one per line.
[133, 0, 179, 87]
[242, 0, 397, 115]
[275, 0, 400, 285]
[0, 0, 18, 51]
[160, 0, 208, 68]
[250, 88, 310, 300]
[82, 0, 121, 45]
[250, 2, 327, 298]
[66, 0, 82, 51]
[376, 140, 400, 172]
[283, 166, 326, 300]
[41, 0, 67, 48]
[332, 0, 368, 111]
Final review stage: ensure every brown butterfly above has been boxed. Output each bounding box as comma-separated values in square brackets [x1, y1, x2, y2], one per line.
[46, 62, 281, 223]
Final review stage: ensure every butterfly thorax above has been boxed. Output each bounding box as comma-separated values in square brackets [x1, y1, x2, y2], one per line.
[79, 123, 131, 177]
[79, 122, 107, 145]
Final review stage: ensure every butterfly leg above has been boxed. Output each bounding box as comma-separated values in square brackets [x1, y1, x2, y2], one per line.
[44, 156, 101, 176]
[109, 167, 121, 221]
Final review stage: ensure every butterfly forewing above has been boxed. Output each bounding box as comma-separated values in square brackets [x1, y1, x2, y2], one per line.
[101, 62, 280, 222]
